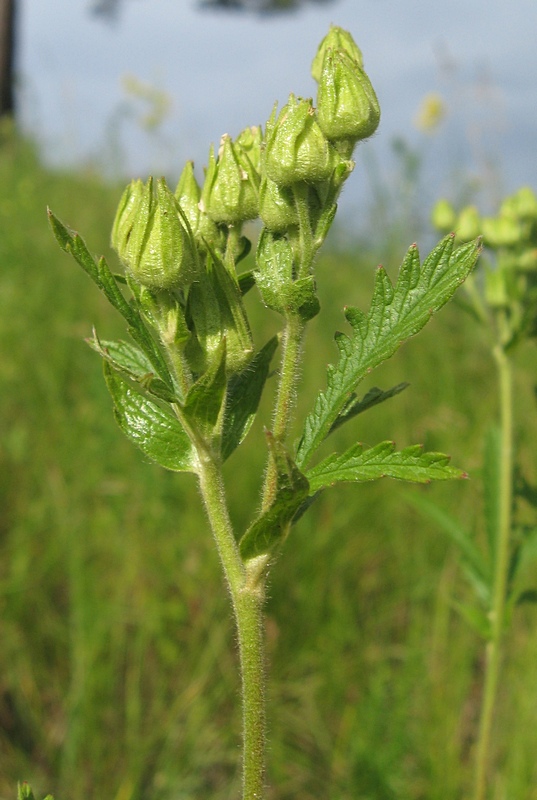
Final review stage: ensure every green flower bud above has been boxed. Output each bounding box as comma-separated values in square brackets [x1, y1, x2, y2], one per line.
[235, 124, 263, 175]
[516, 247, 537, 271]
[431, 198, 456, 232]
[311, 25, 363, 83]
[264, 95, 333, 187]
[456, 205, 481, 242]
[174, 161, 226, 252]
[112, 177, 196, 290]
[482, 214, 523, 248]
[258, 175, 298, 233]
[316, 48, 380, 145]
[500, 186, 537, 222]
[199, 135, 260, 225]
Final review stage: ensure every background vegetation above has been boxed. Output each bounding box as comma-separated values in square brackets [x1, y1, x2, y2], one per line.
[1, 123, 536, 799]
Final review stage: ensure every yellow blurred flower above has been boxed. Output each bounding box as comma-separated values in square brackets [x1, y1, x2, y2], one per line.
[414, 92, 446, 133]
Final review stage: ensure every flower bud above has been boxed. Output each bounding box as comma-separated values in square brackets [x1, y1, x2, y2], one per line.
[456, 205, 481, 242]
[500, 186, 537, 222]
[174, 161, 226, 252]
[259, 176, 298, 233]
[112, 177, 196, 290]
[482, 214, 523, 248]
[485, 267, 509, 308]
[235, 125, 263, 175]
[316, 49, 380, 145]
[199, 135, 259, 225]
[264, 95, 333, 187]
[311, 25, 363, 83]
[431, 198, 456, 233]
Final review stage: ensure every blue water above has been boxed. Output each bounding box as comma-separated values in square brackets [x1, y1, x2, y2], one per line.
[19, 0, 537, 221]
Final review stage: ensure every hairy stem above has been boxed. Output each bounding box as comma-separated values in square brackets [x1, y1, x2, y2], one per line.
[197, 454, 266, 800]
[473, 341, 513, 800]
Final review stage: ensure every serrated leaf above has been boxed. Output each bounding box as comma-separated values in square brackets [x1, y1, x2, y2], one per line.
[307, 440, 467, 491]
[239, 434, 309, 561]
[222, 336, 278, 461]
[88, 335, 176, 402]
[296, 236, 481, 468]
[104, 363, 197, 473]
[329, 382, 409, 435]
[48, 210, 173, 390]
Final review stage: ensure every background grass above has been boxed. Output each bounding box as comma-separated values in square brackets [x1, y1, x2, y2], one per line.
[1, 123, 536, 800]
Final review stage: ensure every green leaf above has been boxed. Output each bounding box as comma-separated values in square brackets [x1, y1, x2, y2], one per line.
[296, 235, 481, 468]
[104, 363, 197, 473]
[183, 339, 227, 442]
[307, 441, 467, 491]
[88, 334, 176, 402]
[329, 382, 409, 435]
[239, 434, 309, 561]
[48, 210, 174, 390]
[222, 336, 278, 461]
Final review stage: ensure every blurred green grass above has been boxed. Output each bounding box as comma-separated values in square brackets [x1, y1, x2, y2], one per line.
[1, 124, 536, 800]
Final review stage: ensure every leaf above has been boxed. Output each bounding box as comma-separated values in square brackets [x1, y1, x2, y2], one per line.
[183, 339, 227, 441]
[296, 235, 481, 468]
[239, 434, 309, 561]
[104, 363, 197, 473]
[222, 336, 278, 461]
[88, 335, 176, 402]
[329, 382, 409, 435]
[48, 210, 173, 390]
[306, 441, 467, 491]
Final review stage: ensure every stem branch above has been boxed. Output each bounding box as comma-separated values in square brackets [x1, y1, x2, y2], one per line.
[197, 455, 266, 800]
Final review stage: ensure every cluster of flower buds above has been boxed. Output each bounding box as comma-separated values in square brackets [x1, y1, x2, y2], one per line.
[111, 27, 381, 376]
[432, 188, 537, 337]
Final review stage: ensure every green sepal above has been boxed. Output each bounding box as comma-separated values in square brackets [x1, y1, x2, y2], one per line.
[296, 235, 482, 468]
[48, 210, 173, 390]
[239, 434, 309, 561]
[186, 251, 253, 376]
[329, 382, 409, 435]
[88, 334, 176, 403]
[306, 441, 467, 492]
[183, 339, 227, 444]
[104, 362, 197, 473]
[255, 230, 320, 320]
[222, 336, 278, 461]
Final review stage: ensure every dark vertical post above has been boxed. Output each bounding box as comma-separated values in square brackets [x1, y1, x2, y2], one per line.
[0, 0, 17, 117]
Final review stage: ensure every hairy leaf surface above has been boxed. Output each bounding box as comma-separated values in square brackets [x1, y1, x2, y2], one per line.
[296, 235, 481, 468]
[104, 363, 197, 473]
[306, 440, 467, 491]
[239, 434, 309, 561]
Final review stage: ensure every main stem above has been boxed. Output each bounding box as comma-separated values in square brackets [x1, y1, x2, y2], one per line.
[197, 453, 266, 800]
[473, 342, 513, 800]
